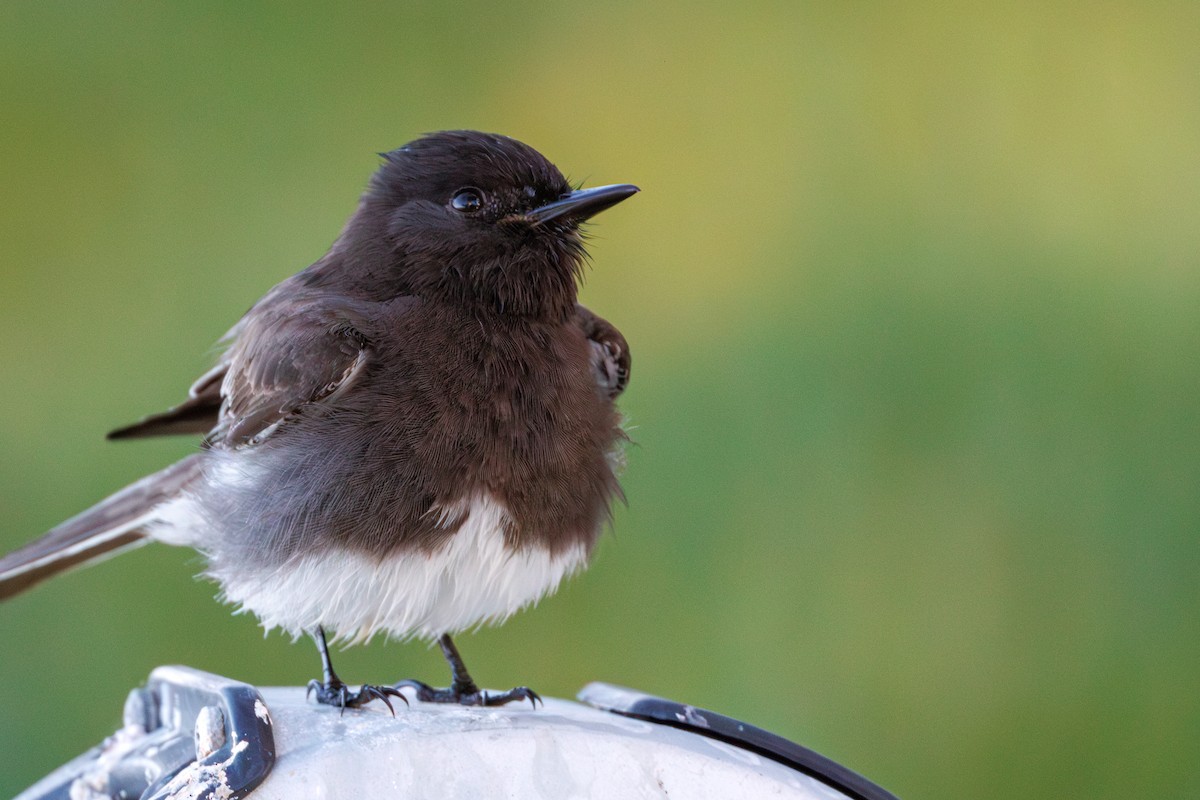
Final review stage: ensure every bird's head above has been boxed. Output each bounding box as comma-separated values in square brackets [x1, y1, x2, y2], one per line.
[347, 130, 637, 320]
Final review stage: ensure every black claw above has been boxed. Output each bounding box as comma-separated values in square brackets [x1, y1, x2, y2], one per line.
[366, 685, 408, 716]
[307, 626, 408, 715]
[308, 679, 408, 714]
[521, 688, 543, 709]
[393, 679, 542, 708]
[485, 686, 541, 709]
[393, 634, 542, 709]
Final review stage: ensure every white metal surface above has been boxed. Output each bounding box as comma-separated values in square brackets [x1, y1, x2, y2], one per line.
[231, 687, 847, 799]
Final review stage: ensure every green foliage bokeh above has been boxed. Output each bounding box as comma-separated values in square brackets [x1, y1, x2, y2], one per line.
[2, 3, 1198, 798]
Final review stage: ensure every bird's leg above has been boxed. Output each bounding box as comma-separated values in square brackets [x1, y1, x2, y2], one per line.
[394, 634, 541, 708]
[306, 626, 407, 714]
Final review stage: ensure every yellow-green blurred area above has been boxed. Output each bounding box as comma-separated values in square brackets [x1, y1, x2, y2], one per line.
[1, 3, 1198, 797]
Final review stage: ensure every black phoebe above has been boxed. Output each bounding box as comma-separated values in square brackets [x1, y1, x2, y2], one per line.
[0, 130, 637, 710]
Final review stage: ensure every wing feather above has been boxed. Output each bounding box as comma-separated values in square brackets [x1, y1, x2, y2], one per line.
[107, 293, 375, 447]
[575, 304, 630, 399]
[218, 310, 372, 446]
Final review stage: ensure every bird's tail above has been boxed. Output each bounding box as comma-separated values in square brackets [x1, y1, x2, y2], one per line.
[0, 455, 205, 600]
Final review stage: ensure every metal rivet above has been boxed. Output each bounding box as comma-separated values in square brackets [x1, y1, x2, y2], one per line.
[194, 705, 227, 760]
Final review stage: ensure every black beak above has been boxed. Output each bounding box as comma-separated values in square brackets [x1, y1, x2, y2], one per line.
[528, 184, 640, 226]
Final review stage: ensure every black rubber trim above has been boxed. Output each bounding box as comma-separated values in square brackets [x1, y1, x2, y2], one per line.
[13, 666, 275, 800]
[143, 666, 276, 800]
[579, 683, 899, 800]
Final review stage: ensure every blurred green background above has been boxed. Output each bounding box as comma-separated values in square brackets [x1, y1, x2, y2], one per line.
[2, 3, 1198, 797]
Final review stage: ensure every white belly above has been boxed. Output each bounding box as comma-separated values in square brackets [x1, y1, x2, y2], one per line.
[208, 494, 589, 645]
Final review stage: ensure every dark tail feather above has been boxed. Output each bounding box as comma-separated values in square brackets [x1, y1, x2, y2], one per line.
[106, 395, 221, 440]
[106, 364, 225, 440]
[0, 455, 205, 600]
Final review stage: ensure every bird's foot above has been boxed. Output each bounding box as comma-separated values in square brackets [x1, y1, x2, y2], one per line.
[393, 678, 541, 708]
[307, 678, 408, 715]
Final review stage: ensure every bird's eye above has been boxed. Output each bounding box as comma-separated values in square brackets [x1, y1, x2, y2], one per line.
[450, 188, 484, 213]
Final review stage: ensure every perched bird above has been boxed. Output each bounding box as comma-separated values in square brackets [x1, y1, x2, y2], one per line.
[0, 130, 637, 710]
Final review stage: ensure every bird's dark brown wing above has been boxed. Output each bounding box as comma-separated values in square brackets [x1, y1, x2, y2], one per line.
[215, 310, 371, 447]
[575, 304, 630, 399]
